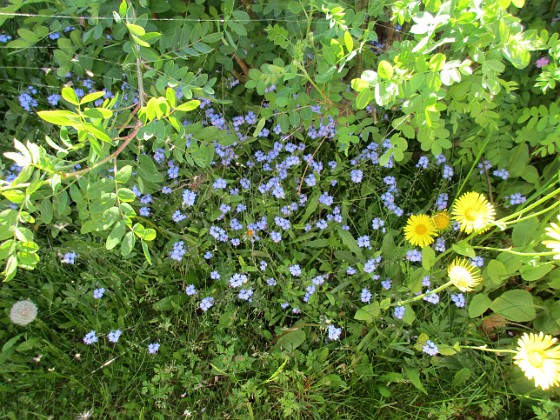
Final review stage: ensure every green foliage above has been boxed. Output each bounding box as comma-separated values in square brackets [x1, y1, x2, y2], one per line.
[0, 0, 559, 417]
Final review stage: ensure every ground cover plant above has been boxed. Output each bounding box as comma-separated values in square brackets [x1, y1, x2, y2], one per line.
[1, 0, 560, 418]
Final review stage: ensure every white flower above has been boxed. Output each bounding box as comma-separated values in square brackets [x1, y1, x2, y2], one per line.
[9, 300, 38, 326]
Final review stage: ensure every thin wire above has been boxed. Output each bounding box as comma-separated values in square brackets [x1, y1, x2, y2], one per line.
[0, 11, 407, 35]
[0, 11, 306, 22]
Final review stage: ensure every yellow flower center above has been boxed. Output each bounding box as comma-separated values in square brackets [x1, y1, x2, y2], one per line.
[415, 224, 427, 235]
[528, 351, 544, 368]
[449, 266, 470, 287]
[464, 208, 479, 222]
[433, 213, 450, 229]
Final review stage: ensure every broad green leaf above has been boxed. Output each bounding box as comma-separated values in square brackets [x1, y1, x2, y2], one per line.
[521, 263, 554, 282]
[4, 254, 18, 281]
[468, 293, 491, 318]
[354, 301, 380, 324]
[338, 228, 363, 258]
[491, 289, 535, 322]
[343, 31, 353, 52]
[61, 87, 79, 106]
[82, 123, 113, 143]
[486, 259, 507, 284]
[512, 218, 539, 247]
[115, 165, 132, 183]
[404, 367, 427, 395]
[355, 89, 373, 110]
[143, 229, 156, 241]
[126, 23, 145, 36]
[137, 154, 164, 182]
[275, 330, 306, 352]
[421, 246, 436, 270]
[191, 142, 214, 168]
[452, 241, 476, 258]
[82, 108, 113, 119]
[175, 99, 201, 112]
[378, 60, 394, 79]
[152, 294, 187, 311]
[117, 188, 137, 202]
[80, 91, 106, 105]
[37, 110, 81, 126]
[121, 231, 136, 256]
[2, 190, 25, 203]
[106, 221, 126, 250]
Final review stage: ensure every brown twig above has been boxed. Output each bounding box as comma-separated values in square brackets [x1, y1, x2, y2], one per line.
[63, 120, 143, 179]
[233, 53, 251, 77]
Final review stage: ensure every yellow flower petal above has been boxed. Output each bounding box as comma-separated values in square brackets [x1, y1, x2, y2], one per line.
[451, 192, 496, 234]
[447, 257, 482, 292]
[514, 332, 560, 390]
[404, 214, 438, 248]
[543, 215, 560, 260]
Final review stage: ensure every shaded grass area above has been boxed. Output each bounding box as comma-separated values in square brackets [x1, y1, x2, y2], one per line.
[1, 248, 534, 419]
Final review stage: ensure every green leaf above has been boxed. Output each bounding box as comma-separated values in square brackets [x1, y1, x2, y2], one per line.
[131, 34, 150, 47]
[3, 254, 18, 281]
[354, 301, 380, 324]
[82, 108, 113, 119]
[486, 259, 507, 284]
[343, 31, 353, 52]
[61, 87, 79, 106]
[6, 39, 32, 49]
[355, 89, 373, 110]
[275, 330, 306, 352]
[404, 367, 427, 395]
[106, 221, 126, 250]
[80, 91, 106, 105]
[82, 123, 113, 143]
[521, 263, 554, 282]
[253, 117, 266, 137]
[468, 293, 492, 318]
[152, 294, 187, 311]
[452, 241, 476, 258]
[378, 60, 394, 79]
[2, 190, 25, 203]
[141, 240, 152, 265]
[37, 110, 80, 126]
[512, 218, 539, 247]
[115, 165, 133, 183]
[117, 188, 137, 202]
[490, 289, 535, 322]
[338, 228, 363, 258]
[175, 99, 201, 112]
[120, 231, 136, 257]
[421, 246, 436, 270]
[143, 229, 156, 241]
[191, 142, 214, 168]
[137, 154, 164, 182]
[126, 23, 145, 36]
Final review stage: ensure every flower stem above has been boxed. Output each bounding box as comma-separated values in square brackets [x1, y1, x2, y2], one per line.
[472, 246, 557, 257]
[394, 280, 453, 307]
[460, 345, 516, 354]
[498, 185, 560, 224]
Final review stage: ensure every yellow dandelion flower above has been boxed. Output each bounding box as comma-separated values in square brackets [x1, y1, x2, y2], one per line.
[543, 215, 560, 260]
[432, 211, 451, 230]
[451, 192, 496, 234]
[447, 258, 482, 292]
[514, 332, 560, 390]
[404, 214, 438, 248]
